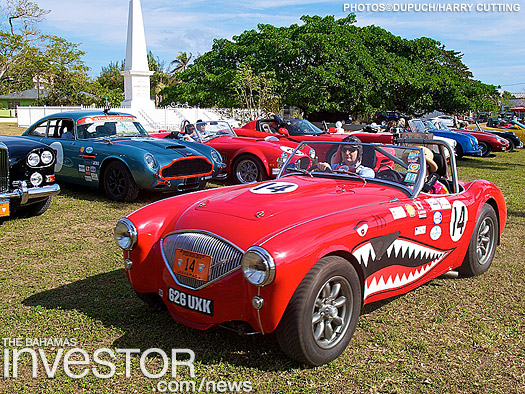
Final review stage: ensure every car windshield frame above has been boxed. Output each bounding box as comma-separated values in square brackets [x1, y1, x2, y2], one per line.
[408, 119, 427, 133]
[424, 121, 438, 131]
[76, 116, 149, 140]
[194, 121, 235, 142]
[283, 119, 325, 136]
[277, 139, 459, 198]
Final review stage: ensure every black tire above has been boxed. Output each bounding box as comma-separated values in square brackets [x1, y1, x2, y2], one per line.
[232, 155, 267, 184]
[276, 256, 361, 366]
[136, 292, 166, 311]
[479, 141, 492, 157]
[458, 204, 498, 277]
[506, 139, 515, 152]
[455, 144, 464, 160]
[17, 197, 52, 217]
[103, 161, 140, 202]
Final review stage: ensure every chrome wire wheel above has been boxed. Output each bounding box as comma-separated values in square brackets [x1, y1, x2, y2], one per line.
[476, 215, 496, 266]
[235, 158, 260, 183]
[311, 275, 353, 349]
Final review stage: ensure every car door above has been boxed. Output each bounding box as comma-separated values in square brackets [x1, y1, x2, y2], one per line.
[43, 118, 83, 184]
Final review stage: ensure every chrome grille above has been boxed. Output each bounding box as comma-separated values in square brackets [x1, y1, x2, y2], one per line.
[162, 231, 244, 290]
[0, 147, 8, 193]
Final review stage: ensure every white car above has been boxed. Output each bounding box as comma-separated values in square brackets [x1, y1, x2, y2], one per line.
[430, 115, 456, 127]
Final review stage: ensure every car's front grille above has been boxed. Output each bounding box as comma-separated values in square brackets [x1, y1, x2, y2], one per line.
[161, 231, 244, 290]
[0, 147, 8, 193]
[160, 157, 212, 179]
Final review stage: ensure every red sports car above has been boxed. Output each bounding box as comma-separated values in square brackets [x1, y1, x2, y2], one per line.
[235, 115, 350, 143]
[115, 139, 506, 365]
[151, 121, 312, 184]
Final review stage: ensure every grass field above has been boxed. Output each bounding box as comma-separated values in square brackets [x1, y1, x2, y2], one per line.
[1, 123, 524, 393]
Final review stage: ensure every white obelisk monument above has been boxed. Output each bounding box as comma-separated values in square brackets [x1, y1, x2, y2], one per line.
[120, 0, 155, 108]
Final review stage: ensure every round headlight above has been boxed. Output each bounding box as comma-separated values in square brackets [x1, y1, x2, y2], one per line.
[30, 172, 43, 187]
[211, 149, 221, 163]
[114, 218, 137, 250]
[241, 246, 275, 286]
[41, 150, 54, 165]
[276, 152, 288, 167]
[27, 152, 40, 167]
[144, 153, 159, 171]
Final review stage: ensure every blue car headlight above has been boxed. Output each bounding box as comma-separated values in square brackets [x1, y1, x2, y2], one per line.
[144, 153, 159, 172]
[211, 149, 221, 164]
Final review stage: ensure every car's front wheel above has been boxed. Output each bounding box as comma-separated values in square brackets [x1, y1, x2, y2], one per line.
[276, 256, 361, 365]
[233, 155, 267, 184]
[458, 204, 498, 277]
[479, 141, 492, 157]
[103, 161, 140, 202]
[17, 197, 52, 217]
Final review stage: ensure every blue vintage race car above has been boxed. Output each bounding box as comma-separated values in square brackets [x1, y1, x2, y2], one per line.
[422, 121, 481, 158]
[21, 111, 224, 201]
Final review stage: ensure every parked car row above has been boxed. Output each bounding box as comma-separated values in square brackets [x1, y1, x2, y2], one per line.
[1, 110, 508, 367]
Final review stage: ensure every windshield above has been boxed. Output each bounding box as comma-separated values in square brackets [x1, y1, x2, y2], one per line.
[76, 116, 148, 139]
[433, 121, 451, 131]
[284, 119, 324, 135]
[424, 121, 438, 130]
[278, 141, 434, 195]
[194, 121, 235, 142]
[510, 120, 525, 129]
[408, 119, 427, 132]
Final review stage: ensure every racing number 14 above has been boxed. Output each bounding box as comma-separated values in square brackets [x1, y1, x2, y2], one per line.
[450, 202, 467, 242]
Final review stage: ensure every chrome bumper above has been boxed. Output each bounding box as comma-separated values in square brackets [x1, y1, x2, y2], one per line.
[0, 182, 60, 205]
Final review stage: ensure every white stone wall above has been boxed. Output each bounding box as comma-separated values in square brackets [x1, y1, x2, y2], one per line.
[16, 106, 248, 130]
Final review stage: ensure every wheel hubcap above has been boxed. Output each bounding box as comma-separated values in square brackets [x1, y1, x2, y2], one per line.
[236, 160, 259, 183]
[311, 276, 352, 349]
[108, 169, 125, 195]
[476, 216, 495, 265]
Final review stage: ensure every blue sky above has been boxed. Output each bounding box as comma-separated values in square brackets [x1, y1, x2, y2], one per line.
[33, 0, 525, 92]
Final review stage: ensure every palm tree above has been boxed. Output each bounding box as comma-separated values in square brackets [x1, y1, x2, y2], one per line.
[169, 52, 192, 74]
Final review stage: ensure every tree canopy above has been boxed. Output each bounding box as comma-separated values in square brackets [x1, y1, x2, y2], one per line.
[0, 0, 89, 105]
[161, 14, 500, 118]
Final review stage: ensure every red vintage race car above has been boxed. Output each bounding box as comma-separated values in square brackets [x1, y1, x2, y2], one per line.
[115, 138, 506, 365]
[235, 115, 350, 143]
[151, 120, 312, 184]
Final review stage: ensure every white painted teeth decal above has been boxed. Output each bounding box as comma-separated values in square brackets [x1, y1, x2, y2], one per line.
[363, 255, 446, 299]
[352, 238, 450, 299]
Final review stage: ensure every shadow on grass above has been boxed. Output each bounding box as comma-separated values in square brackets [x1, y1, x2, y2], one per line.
[22, 269, 298, 371]
[58, 183, 191, 205]
[457, 156, 510, 171]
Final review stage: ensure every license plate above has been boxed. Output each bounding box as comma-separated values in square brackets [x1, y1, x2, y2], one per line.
[173, 248, 211, 281]
[167, 287, 214, 316]
[0, 200, 9, 217]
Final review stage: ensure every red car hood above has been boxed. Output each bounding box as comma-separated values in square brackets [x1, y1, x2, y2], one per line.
[173, 176, 407, 247]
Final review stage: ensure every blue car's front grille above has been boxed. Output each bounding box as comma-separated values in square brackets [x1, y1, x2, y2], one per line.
[160, 157, 212, 179]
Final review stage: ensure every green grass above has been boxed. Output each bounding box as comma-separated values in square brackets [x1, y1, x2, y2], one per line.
[1, 123, 524, 393]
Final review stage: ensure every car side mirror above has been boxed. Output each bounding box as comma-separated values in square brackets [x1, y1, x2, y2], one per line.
[278, 128, 290, 136]
[328, 127, 337, 134]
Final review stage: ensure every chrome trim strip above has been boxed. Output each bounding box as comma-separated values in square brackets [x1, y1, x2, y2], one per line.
[0, 183, 60, 204]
